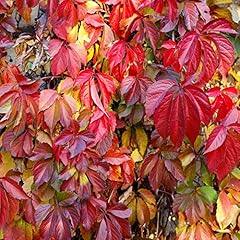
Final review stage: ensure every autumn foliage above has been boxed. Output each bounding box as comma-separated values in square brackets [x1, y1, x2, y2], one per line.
[0, 0, 240, 239]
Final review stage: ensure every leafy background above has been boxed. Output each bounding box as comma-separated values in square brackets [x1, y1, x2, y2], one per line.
[0, 0, 240, 239]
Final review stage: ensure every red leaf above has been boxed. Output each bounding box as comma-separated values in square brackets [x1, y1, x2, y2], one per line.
[145, 79, 176, 117]
[205, 126, 227, 153]
[202, 18, 237, 34]
[166, 0, 178, 22]
[96, 219, 108, 240]
[161, 40, 180, 72]
[0, 187, 8, 227]
[183, 2, 198, 30]
[33, 160, 54, 187]
[108, 203, 132, 218]
[121, 75, 152, 106]
[0, 35, 14, 48]
[67, 43, 87, 78]
[39, 89, 58, 111]
[178, 31, 201, 76]
[54, 121, 95, 160]
[107, 41, 144, 80]
[141, 153, 178, 191]
[177, 19, 235, 85]
[96, 203, 131, 240]
[143, 20, 159, 52]
[49, 39, 87, 78]
[208, 33, 235, 77]
[85, 14, 104, 28]
[104, 149, 131, 166]
[49, 41, 68, 76]
[39, 90, 77, 132]
[75, 69, 115, 111]
[89, 109, 116, 143]
[196, 40, 218, 86]
[39, 207, 71, 240]
[30, 143, 53, 160]
[1, 177, 29, 200]
[146, 80, 211, 147]
[80, 200, 97, 230]
[207, 87, 237, 122]
[47, 0, 59, 16]
[205, 125, 240, 180]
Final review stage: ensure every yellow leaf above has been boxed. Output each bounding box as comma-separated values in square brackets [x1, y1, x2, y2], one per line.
[87, 45, 95, 62]
[194, 135, 203, 152]
[67, 24, 79, 43]
[22, 175, 34, 193]
[205, 124, 216, 139]
[209, 0, 232, 5]
[86, 0, 102, 11]
[135, 127, 148, 156]
[131, 149, 143, 163]
[229, 68, 240, 92]
[213, 8, 233, 22]
[179, 148, 195, 167]
[122, 128, 131, 147]
[78, 22, 90, 46]
[0, 151, 15, 177]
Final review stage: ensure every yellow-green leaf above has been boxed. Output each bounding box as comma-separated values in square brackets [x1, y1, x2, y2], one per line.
[135, 127, 148, 156]
[131, 149, 143, 162]
[0, 151, 15, 177]
[122, 128, 131, 147]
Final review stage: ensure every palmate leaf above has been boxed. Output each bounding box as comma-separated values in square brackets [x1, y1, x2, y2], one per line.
[205, 124, 240, 180]
[207, 87, 238, 123]
[49, 39, 87, 78]
[107, 40, 145, 80]
[96, 203, 132, 240]
[125, 188, 156, 225]
[54, 120, 95, 160]
[182, 1, 211, 31]
[174, 184, 217, 224]
[141, 152, 184, 191]
[177, 19, 236, 85]
[121, 74, 152, 106]
[35, 192, 80, 240]
[0, 65, 41, 134]
[39, 89, 78, 132]
[89, 108, 116, 143]
[74, 69, 116, 112]
[0, 177, 28, 228]
[145, 79, 211, 148]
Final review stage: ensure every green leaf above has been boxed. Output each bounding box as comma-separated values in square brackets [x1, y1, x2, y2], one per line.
[228, 36, 240, 57]
[199, 186, 218, 203]
[231, 167, 240, 180]
[200, 162, 213, 186]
